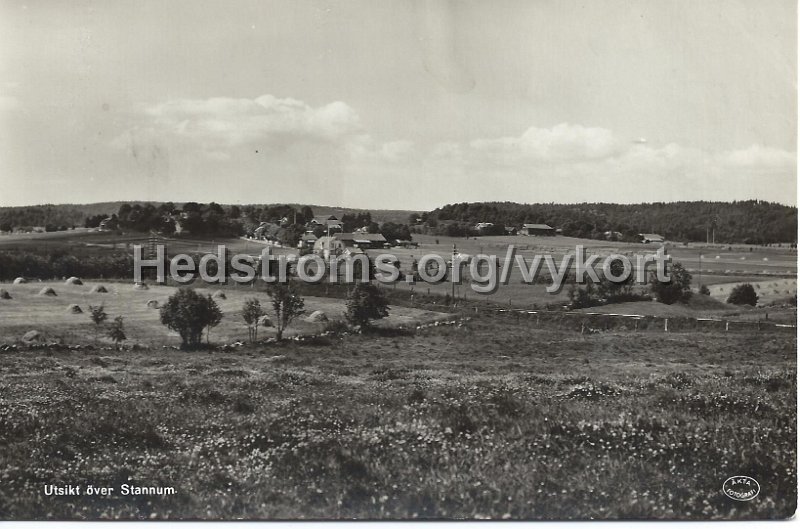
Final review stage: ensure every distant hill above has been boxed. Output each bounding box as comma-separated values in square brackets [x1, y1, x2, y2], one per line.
[0, 202, 418, 232]
[2, 200, 795, 244]
[426, 201, 797, 244]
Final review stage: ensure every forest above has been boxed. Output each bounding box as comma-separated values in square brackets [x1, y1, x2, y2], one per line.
[423, 201, 797, 244]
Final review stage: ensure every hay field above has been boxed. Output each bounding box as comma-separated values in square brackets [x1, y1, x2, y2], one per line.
[0, 280, 450, 346]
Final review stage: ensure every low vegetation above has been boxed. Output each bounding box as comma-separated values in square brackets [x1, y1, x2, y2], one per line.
[727, 283, 759, 306]
[0, 319, 793, 520]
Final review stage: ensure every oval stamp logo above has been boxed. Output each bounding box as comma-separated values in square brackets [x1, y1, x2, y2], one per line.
[722, 476, 760, 501]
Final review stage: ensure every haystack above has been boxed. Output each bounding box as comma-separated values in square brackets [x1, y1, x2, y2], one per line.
[66, 304, 83, 314]
[133, 282, 149, 290]
[305, 310, 328, 323]
[38, 287, 57, 296]
[0, 289, 11, 299]
[212, 290, 227, 299]
[65, 277, 83, 285]
[258, 315, 273, 327]
[13, 277, 27, 284]
[146, 299, 160, 309]
[91, 285, 108, 293]
[21, 330, 41, 343]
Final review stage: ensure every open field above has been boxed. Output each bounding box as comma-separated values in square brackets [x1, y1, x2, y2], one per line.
[0, 317, 794, 520]
[0, 280, 449, 346]
[0, 229, 795, 316]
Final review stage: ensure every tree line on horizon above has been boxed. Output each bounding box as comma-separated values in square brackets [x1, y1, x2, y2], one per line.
[0, 199, 795, 245]
[421, 200, 797, 244]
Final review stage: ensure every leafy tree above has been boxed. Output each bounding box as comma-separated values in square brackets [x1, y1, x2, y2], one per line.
[650, 262, 692, 305]
[698, 284, 711, 296]
[301, 206, 314, 224]
[88, 304, 107, 343]
[597, 258, 635, 301]
[159, 288, 223, 349]
[242, 298, 265, 342]
[727, 283, 758, 306]
[267, 280, 305, 340]
[345, 283, 389, 328]
[568, 282, 599, 309]
[107, 316, 126, 349]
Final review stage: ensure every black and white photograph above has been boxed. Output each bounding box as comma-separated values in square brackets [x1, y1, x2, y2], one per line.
[0, 0, 797, 522]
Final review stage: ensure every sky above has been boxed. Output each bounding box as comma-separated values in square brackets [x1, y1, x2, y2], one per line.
[0, 0, 796, 210]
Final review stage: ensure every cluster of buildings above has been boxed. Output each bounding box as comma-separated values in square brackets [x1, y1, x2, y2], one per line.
[250, 214, 417, 258]
[473, 222, 560, 236]
[473, 221, 665, 243]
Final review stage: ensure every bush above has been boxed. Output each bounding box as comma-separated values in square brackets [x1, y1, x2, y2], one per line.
[650, 262, 692, 305]
[727, 283, 759, 306]
[159, 289, 223, 348]
[345, 283, 389, 328]
[698, 284, 711, 296]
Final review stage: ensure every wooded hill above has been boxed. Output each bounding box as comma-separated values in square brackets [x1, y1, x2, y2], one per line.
[425, 201, 797, 244]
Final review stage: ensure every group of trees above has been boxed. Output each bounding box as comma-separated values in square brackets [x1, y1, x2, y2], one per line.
[423, 201, 797, 244]
[160, 281, 389, 349]
[569, 261, 694, 309]
[0, 205, 86, 233]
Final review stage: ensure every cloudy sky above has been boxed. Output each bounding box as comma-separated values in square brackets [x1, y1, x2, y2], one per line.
[0, 0, 796, 209]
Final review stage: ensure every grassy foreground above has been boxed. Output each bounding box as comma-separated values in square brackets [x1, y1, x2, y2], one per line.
[0, 318, 795, 520]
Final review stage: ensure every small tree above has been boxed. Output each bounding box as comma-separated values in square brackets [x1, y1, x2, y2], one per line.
[650, 262, 692, 305]
[88, 304, 107, 343]
[107, 315, 126, 349]
[267, 280, 305, 340]
[698, 284, 711, 296]
[242, 298, 265, 342]
[159, 288, 224, 349]
[346, 282, 389, 328]
[727, 283, 758, 306]
[202, 294, 223, 344]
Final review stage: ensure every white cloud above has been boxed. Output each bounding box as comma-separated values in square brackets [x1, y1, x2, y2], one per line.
[143, 94, 363, 148]
[717, 144, 796, 169]
[468, 123, 623, 162]
[114, 98, 796, 207]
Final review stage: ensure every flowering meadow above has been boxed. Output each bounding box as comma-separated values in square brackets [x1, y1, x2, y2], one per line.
[0, 319, 795, 519]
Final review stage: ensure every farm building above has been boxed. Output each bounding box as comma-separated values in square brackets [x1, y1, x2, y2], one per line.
[639, 233, 665, 244]
[298, 232, 318, 249]
[392, 239, 419, 248]
[313, 232, 388, 258]
[307, 215, 343, 233]
[474, 222, 494, 234]
[519, 223, 555, 236]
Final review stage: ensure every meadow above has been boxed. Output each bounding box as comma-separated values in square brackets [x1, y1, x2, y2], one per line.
[0, 312, 795, 520]
[0, 280, 449, 346]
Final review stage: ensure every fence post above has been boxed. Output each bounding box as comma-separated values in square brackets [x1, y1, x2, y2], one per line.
[725, 321, 729, 332]
[664, 318, 669, 332]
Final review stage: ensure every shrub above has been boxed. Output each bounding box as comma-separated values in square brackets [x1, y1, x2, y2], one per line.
[345, 283, 389, 328]
[698, 284, 711, 296]
[267, 280, 305, 341]
[241, 298, 264, 342]
[650, 262, 692, 305]
[727, 283, 759, 306]
[107, 316, 126, 349]
[159, 288, 223, 349]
